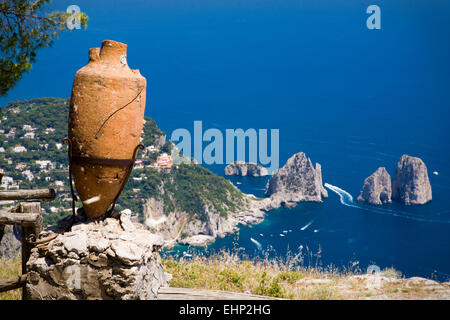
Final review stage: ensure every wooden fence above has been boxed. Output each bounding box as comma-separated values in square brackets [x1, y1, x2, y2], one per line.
[0, 189, 56, 299]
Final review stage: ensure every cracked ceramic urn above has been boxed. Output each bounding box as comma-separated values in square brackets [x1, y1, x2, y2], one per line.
[68, 40, 146, 219]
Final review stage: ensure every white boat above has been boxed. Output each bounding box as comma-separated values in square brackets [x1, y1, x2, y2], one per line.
[183, 251, 193, 258]
[433, 171, 439, 175]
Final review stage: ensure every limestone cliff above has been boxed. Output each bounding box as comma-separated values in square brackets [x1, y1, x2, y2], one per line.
[357, 167, 392, 205]
[264, 152, 328, 207]
[224, 162, 268, 177]
[143, 194, 265, 248]
[392, 154, 432, 205]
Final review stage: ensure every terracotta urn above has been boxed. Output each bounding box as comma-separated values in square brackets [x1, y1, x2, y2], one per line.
[68, 40, 146, 218]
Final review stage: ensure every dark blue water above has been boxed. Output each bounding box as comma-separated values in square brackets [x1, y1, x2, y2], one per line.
[2, 0, 449, 280]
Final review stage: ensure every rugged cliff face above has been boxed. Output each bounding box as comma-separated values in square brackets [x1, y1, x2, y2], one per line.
[264, 152, 327, 207]
[357, 167, 392, 205]
[224, 162, 268, 177]
[143, 194, 265, 248]
[392, 155, 432, 205]
[143, 152, 330, 247]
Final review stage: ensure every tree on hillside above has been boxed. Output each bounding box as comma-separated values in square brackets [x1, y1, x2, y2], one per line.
[0, 0, 88, 96]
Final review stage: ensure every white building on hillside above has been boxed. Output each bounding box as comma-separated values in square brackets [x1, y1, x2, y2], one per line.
[36, 160, 53, 170]
[22, 170, 34, 181]
[0, 176, 14, 190]
[6, 128, 16, 139]
[23, 125, 35, 132]
[15, 163, 27, 170]
[24, 132, 35, 139]
[13, 145, 27, 153]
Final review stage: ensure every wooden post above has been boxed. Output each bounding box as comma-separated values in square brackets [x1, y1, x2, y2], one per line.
[0, 275, 27, 293]
[0, 170, 4, 244]
[18, 202, 42, 300]
[0, 224, 4, 245]
[0, 189, 56, 201]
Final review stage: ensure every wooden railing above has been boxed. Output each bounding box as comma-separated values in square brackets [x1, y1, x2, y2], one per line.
[0, 189, 56, 299]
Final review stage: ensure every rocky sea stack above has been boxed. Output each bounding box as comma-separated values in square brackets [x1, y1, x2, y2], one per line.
[392, 154, 432, 205]
[264, 152, 327, 207]
[224, 161, 268, 177]
[357, 167, 392, 205]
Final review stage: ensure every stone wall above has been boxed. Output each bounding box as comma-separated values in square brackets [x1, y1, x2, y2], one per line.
[26, 211, 170, 300]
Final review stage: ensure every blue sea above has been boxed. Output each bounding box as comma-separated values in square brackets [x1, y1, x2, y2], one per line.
[2, 0, 449, 280]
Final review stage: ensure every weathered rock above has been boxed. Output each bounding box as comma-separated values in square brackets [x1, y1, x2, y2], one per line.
[0, 225, 21, 259]
[26, 213, 170, 300]
[264, 152, 328, 205]
[392, 154, 432, 205]
[180, 235, 215, 247]
[224, 162, 268, 177]
[357, 167, 392, 205]
[143, 193, 265, 248]
[61, 232, 88, 256]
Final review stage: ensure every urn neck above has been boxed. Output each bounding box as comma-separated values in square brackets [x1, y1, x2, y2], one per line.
[88, 48, 100, 63]
[99, 40, 127, 65]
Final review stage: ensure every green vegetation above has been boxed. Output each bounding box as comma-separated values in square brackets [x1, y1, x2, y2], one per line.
[0, 0, 88, 96]
[0, 98, 245, 226]
[163, 164, 244, 220]
[141, 118, 164, 147]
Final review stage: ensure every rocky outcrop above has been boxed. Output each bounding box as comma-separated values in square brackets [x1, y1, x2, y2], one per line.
[0, 225, 21, 259]
[143, 152, 328, 247]
[143, 196, 265, 248]
[224, 162, 268, 177]
[26, 211, 170, 300]
[357, 167, 392, 205]
[392, 154, 432, 205]
[264, 152, 328, 207]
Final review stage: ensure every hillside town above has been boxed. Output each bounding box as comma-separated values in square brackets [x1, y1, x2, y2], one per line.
[0, 98, 174, 224]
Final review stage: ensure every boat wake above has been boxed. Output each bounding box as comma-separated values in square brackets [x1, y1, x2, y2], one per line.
[300, 219, 315, 231]
[250, 237, 262, 251]
[324, 183, 356, 207]
[324, 183, 450, 224]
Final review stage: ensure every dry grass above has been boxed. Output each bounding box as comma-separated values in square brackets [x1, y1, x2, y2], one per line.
[162, 248, 356, 300]
[1, 248, 448, 300]
[0, 255, 22, 300]
[162, 249, 449, 300]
